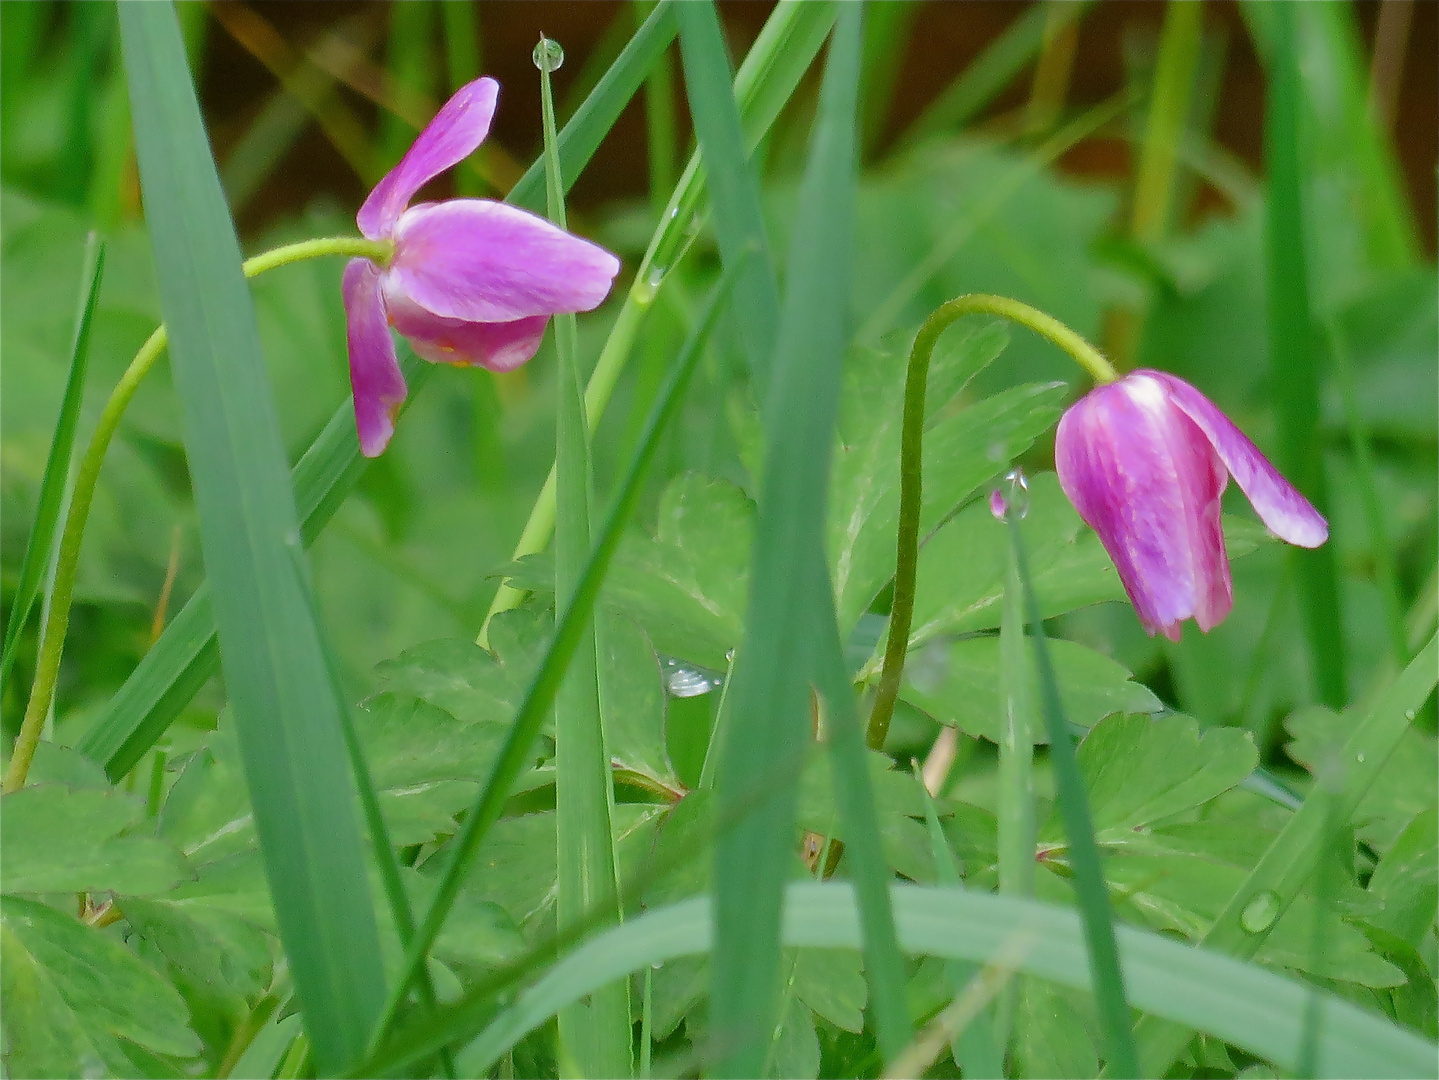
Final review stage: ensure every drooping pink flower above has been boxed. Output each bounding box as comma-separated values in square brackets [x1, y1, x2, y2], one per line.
[342, 76, 621, 456]
[1055, 369, 1327, 641]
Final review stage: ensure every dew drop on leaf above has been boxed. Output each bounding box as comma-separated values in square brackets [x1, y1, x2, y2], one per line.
[1240, 890, 1280, 934]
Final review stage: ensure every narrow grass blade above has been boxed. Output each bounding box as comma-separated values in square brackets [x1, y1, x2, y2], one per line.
[1130, 0, 1203, 244]
[440, 1, 484, 198]
[810, 558, 912, 1064]
[80, 4, 669, 775]
[1264, 1, 1345, 708]
[675, 0, 780, 399]
[1005, 509, 1138, 1078]
[118, 6, 385, 1069]
[1121, 632, 1439, 1077]
[859, 1, 920, 154]
[539, 39, 633, 1077]
[710, 9, 863, 1075]
[377, 0, 437, 173]
[1, 235, 105, 692]
[458, 884, 1439, 1080]
[637, 0, 677, 213]
[365, 273, 739, 1062]
[507, 1, 676, 213]
[915, 765, 1004, 1078]
[898, 1, 1093, 149]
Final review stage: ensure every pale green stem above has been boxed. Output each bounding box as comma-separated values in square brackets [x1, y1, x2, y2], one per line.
[4, 236, 392, 794]
[864, 294, 1117, 751]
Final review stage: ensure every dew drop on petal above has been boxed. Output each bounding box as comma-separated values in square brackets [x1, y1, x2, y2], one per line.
[1240, 890, 1280, 934]
[533, 36, 564, 72]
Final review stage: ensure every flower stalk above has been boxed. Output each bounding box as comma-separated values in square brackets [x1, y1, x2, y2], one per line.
[864, 293, 1118, 751]
[5, 235, 389, 795]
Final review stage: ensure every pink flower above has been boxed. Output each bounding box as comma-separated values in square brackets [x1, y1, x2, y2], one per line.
[1055, 370, 1328, 641]
[342, 77, 621, 456]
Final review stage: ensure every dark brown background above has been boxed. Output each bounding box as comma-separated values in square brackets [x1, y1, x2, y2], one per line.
[202, 1, 1437, 251]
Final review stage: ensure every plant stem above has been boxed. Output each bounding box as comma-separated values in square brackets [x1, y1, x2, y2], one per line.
[864, 293, 1116, 750]
[4, 235, 392, 794]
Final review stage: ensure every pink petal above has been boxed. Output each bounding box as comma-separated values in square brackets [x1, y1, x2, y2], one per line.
[1055, 376, 1232, 638]
[385, 287, 549, 372]
[342, 259, 408, 457]
[1146, 370, 1329, 549]
[386, 199, 621, 323]
[357, 77, 499, 240]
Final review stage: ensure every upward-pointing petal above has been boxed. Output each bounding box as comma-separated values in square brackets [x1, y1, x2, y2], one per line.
[1147, 370, 1329, 548]
[387, 199, 621, 323]
[342, 259, 407, 457]
[358, 76, 499, 240]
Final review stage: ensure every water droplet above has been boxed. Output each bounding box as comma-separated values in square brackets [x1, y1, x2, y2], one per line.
[1356, 752, 1366, 764]
[1240, 890, 1280, 934]
[1404, 709, 1416, 722]
[990, 468, 1029, 521]
[725, 649, 736, 663]
[532, 37, 564, 73]
[661, 657, 722, 698]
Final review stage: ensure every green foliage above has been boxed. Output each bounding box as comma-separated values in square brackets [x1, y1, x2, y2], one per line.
[2, 2, 1435, 1076]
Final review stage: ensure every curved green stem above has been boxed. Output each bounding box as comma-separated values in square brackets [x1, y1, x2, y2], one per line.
[4, 235, 392, 794]
[863, 293, 1116, 751]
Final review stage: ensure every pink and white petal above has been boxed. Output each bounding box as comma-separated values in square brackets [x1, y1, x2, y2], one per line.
[1146, 370, 1329, 548]
[387, 200, 621, 323]
[386, 289, 548, 372]
[342, 259, 408, 457]
[357, 77, 499, 240]
[1056, 379, 1211, 638]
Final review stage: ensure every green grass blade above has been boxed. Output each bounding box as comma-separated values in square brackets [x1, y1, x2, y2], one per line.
[366, 273, 739, 1062]
[897, 1, 1093, 149]
[378, 0, 438, 173]
[1264, 1, 1345, 708]
[77, 353, 434, 779]
[1122, 632, 1439, 1077]
[507, 1, 676, 213]
[809, 559, 912, 1064]
[540, 39, 632, 1077]
[1005, 510, 1138, 1077]
[637, 0, 677, 213]
[458, 883, 1439, 1080]
[710, 8, 863, 1075]
[1130, 0, 1203, 245]
[1, 235, 105, 692]
[440, 1, 483, 199]
[675, 0, 780, 400]
[117, 5, 385, 1069]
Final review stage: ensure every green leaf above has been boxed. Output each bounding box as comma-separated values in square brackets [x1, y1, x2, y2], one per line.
[790, 948, 866, 1033]
[1012, 978, 1098, 1080]
[902, 637, 1160, 746]
[1044, 712, 1258, 843]
[441, 883, 1439, 1080]
[599, 614, 682, 794]
[1, 784, 190, 895]
[833, 381, 1068, 635]
[1286, 705, 1438, 852]
[765, 992, 820, 1079]
[118, 893, 272, 1001]
[1364, 808, 1438, 951]
[1, 895, 202, 1074]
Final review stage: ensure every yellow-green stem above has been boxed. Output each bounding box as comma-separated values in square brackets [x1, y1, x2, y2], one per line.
[4, 235, 391, 794]
[863, 294, 1116, 750]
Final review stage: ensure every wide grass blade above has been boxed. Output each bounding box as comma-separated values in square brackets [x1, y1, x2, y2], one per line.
[79, 4, 674, 777]
[1264, 1, 1345, 708]
[0, 235, 105, 692]
[540, 40, 632, 1077]
[1121, 632, 1439, 1077]
[709, 8, 863, 1075]
[1005, 508, 1138, 1077]
[363, 273, 740, 1065]
[675, 0, 780, 399]
[459, 883, 1439, 1080]
[118, 5, 385, 1070]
